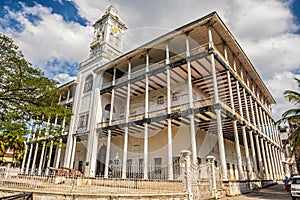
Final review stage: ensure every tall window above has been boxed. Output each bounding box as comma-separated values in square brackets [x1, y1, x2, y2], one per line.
[172, 92, 179, 101]
[83, 75, 93, 93]
[78, 114, 89, 130]
[157, 96, 164, 105]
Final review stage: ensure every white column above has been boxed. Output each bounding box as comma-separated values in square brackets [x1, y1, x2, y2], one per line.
[85, 84, 102, 177]
[254, 101, 262, 131]
[233, 121, 244, 180]
[54, 139, 62, 169]
[25, 143, 33, 174]
[208, 26, 227, 180]
[185, 35, 197, 163]
[21, 143, 28, 174]
[271, 145, 280, 180]
[264, 141, 273, 180]
[259, 107, 265, 134]
[31, 142, 39, 174]
[54, 117, 65, 168]
[38, 142, 46, 175]
[242, 90, 253, 180]
[122, 61, 131, 179]
[255, 134, 264, 179]
[277, 148, 285, 179]
[186, 34, 197, 163]
[166, 42, 173, 180]
[249, 131, 258, 179]
[260, 138, 269, 179]
[267, 143, 276, 180]
[70, 136, 77, 169]
[45, 141, 54, 176]
[242, 127, 253, 180]
[104, 68, 116, 178]
[22, 121, 35, 173]
[227, 71, 235, 113]
[144, 55, 149, 180]
[236, 82, 244, 119]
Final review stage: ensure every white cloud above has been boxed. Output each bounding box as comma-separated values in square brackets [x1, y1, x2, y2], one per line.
[2, 0, 300, 119]
[266, 71, 300, 120]
[54, 73, 76, 85]
[2, 3, 91, 76]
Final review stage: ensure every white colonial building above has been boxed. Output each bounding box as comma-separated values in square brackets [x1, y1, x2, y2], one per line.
[23, 5, 285, 183]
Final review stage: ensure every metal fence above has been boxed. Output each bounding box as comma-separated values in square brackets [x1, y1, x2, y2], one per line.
[0, 152, 221, 199]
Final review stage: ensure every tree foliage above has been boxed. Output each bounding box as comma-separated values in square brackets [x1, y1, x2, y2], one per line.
[277, 78, 300, 146]
[277, 78, 300, 173]
[0, 32, 71, 161]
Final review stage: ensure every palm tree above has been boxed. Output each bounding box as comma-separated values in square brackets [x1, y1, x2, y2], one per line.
[277, 78, 300, 172]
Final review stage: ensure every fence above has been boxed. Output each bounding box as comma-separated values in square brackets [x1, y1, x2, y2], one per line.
[0, 151, 220, 199]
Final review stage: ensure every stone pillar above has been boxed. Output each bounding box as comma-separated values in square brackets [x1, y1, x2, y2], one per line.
[208, 26, 227, 180]
[104, 68, 116, 178]
[186, 34, 197, 164]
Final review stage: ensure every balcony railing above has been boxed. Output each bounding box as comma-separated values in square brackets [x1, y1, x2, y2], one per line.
[97, 98, 213, 129]
[100, 44, 209, 91]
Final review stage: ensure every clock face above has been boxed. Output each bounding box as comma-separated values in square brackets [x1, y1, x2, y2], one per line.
[113, 26, 119, 33]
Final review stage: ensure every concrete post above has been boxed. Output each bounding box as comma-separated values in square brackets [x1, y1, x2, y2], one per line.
[180, 150, 193, 200]
[207, 155, 217, 199]
[260, 138, 269, 179]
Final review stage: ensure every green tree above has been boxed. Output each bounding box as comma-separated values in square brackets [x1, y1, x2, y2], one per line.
[277, 78, 300, 171]
[0, 32, 71, 163]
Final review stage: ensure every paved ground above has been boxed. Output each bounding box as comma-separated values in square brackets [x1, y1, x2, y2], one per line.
[222, 183, 292, 200]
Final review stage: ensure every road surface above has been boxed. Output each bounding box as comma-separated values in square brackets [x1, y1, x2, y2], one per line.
[222, 183, 292, 200]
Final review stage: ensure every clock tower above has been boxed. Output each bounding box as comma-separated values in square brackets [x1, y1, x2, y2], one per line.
[90, 5, 126, 61]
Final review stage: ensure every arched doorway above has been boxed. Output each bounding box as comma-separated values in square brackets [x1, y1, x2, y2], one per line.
[96, 145, 106, 176]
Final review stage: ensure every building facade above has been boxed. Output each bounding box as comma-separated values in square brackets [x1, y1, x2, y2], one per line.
[23, 6, 284, 182]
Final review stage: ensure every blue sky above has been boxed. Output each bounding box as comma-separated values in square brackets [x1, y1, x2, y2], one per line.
[0, 0, 300, 120]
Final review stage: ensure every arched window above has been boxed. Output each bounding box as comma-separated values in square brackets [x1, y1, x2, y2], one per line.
[157, 96, 164, 105]
[83, 75, 93, 93]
